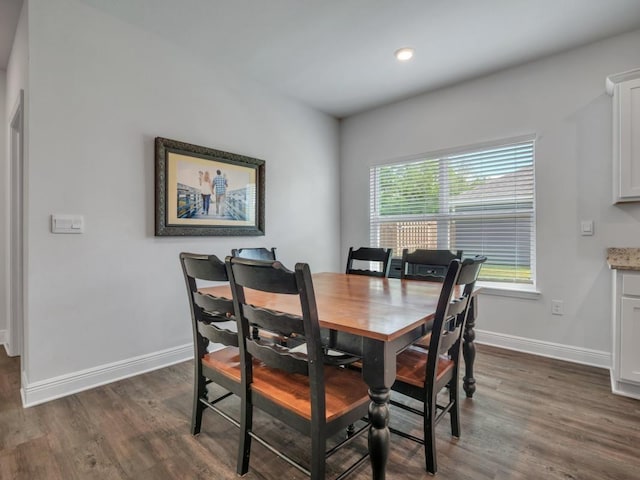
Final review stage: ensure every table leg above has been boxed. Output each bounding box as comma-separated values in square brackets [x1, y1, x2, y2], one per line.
[362, 339, 394, 480]
[463, 296, 477, 398]
[368, 387, 390, 480]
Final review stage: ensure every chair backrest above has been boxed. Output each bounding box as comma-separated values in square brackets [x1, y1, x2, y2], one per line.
[400, 248, 463, 282]
[226, 256, 327, 415]
[180, 252, 238, 347]
[345, 247, 392, 277]
[231, 247, 277, 261]
[427, 255, 486, 379]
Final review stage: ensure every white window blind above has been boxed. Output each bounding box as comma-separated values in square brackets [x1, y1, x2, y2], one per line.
[370, 139, 535, 284]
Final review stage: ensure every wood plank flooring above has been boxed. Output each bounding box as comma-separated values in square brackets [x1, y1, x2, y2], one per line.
[1, 345, 639, 479]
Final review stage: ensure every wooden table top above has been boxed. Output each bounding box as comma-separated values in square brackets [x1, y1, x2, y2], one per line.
[200, 271, 444, 342]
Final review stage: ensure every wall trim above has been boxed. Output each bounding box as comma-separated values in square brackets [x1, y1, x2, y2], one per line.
[611, 377, 640, 400]
[22, 344, 192, 407]
[476, 329, 611, 369]
[18, 333, 612, 407]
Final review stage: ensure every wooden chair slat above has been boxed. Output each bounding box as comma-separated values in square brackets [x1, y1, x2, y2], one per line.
[231, 247, 277, 261]
[400, 248, 463, 282]
[243, 304, 305, 337]
[437, 329, 458, 354]
[457, 257, 485, 285]
[198, 322, 238, 347]
[447, 297, 468, 317]
[230, 260, 298, 294]
[193, 292, 234, 317]
[246, 339, 309, 375]
[345, 246, 392, 278]
[182, 254, 229, 282]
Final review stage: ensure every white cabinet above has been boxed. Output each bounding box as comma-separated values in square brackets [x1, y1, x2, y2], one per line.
[620, 297, 640, 383]
[607, 68, 640, 203]
[611, 270, 640, 398]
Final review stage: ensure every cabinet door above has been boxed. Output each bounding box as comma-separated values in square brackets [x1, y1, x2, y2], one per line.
[618, 78, 640, 199]
[620, 296, 640, 383]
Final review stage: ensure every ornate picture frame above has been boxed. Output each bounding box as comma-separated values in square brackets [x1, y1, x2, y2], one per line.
[155, 137, 265, 236]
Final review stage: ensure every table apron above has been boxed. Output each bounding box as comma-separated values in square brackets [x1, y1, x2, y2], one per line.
[327, 324, 430, 387]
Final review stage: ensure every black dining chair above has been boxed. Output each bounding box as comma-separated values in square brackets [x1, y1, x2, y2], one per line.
[400, 248, 463, 282]
[390, 255, 486, 474]
[345, 246, 392, 277]
[231, 248, 278, 342]
[226, 256, 370, 480]
[231, 247, 277, 261]
[339, 246, 394, 366]
[179, 252, 242, 435]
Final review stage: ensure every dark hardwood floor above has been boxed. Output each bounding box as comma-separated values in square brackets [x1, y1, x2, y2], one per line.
[1, 345, 639, 479]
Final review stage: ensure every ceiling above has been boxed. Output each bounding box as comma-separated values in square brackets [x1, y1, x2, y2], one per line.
[4, 0, 640, 118]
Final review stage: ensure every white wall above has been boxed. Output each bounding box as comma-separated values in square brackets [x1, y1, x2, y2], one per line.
[340, 29, 640, 367]
[3, 0, 28, 356]
[0, 70, 6, 343]
[18, 0, 340, 404]
[13, 0, 640, 405]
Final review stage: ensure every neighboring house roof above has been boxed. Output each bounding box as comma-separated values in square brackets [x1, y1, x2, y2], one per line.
[452, 168, 534, 206]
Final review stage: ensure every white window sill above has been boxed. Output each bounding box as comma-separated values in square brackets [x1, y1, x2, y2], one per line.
[476, 281, 541, 300]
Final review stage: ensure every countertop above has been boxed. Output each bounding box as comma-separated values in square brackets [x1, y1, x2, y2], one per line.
[607, 248, 640, 270]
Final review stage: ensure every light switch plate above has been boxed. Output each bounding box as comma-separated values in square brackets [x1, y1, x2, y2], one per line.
[51, 214, 85, 234]
[580, 220, 594, 236]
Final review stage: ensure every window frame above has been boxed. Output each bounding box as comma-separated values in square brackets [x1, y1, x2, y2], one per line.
[369, 134, 537, 289]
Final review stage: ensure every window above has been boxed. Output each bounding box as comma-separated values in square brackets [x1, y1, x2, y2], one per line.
[369, 138, 535, 285]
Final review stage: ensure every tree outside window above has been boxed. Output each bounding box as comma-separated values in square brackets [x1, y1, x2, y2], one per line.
[370, 140, 535, 284]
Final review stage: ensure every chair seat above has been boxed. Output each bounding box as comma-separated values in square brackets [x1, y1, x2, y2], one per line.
[251, 364, 370, 422]
[204, 346, 370, 422]
[396, 346, 454, 389]
[412, 332, 431, 350]
[202, 346, 243, 382]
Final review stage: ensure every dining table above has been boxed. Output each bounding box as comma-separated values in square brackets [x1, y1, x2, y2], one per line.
[201, 271, 479, 480]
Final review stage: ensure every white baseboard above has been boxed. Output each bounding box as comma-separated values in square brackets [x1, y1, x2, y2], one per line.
[2, 330, 21, 357]
[22, 344, 193, 407]
[611, 377, 640, 400]
[16, 333, 612, 407]
[475, 329, 611, 369]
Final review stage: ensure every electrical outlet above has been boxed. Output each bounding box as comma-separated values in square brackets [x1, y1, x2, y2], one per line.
[551, 299, 564, 315]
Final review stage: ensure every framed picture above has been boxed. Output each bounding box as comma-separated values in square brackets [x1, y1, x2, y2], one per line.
[155, 137, 265, 236]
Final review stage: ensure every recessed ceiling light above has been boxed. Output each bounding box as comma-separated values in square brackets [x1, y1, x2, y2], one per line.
[395, 47, 414, 61]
